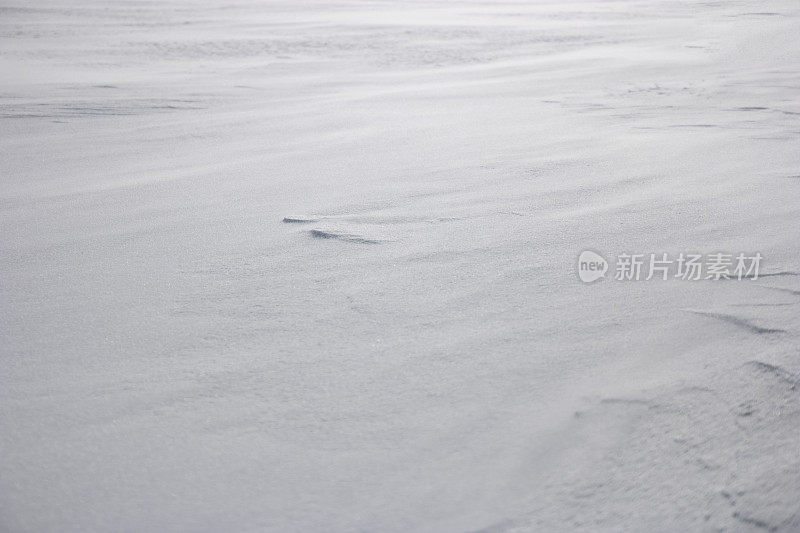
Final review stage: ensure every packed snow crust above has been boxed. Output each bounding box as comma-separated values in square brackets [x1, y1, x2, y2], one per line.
[2, 0, 800, 531]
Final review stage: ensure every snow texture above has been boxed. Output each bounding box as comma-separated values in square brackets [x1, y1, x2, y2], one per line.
[2, 0, 800, 531]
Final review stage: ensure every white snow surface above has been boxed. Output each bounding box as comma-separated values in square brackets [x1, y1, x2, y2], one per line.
[2, 0, 800, 531]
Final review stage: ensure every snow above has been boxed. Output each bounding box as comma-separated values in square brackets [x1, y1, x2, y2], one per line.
[1, 0, 800, 531]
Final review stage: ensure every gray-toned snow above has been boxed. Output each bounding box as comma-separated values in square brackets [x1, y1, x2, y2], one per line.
[2, 0, 800, 531]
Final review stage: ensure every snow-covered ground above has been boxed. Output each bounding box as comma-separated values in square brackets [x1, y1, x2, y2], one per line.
[2, 0, 800, 531]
